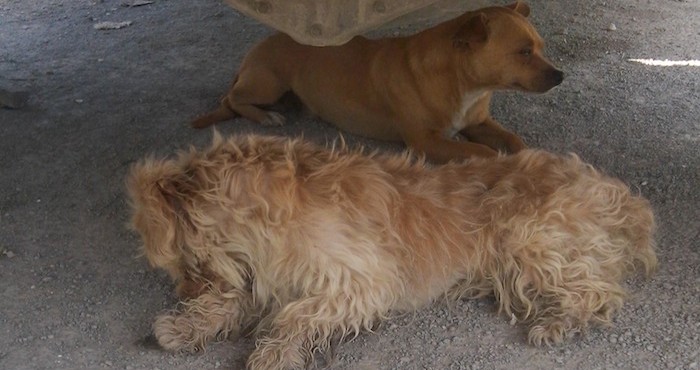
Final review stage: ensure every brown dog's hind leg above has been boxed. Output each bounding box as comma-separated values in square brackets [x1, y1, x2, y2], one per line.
[225, 68, 289, 127]
[460, 117, 527, 154]
[191, 70, 290, 128]
[153, 288, 254, 352]
[191, 96, 239, 129]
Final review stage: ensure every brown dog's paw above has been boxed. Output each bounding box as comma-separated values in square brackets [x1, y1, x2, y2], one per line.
[492, 132, 526, 154]
[261, 112, 286, 126]
[506, 136, 527, 153]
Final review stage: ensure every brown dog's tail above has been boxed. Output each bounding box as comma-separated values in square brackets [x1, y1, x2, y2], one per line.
[191, 96, 238, 129]
[191, 74, 240, 129]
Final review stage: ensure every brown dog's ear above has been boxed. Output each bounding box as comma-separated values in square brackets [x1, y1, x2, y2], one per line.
[453, 13, 489, 51]
[505, 1, 531, 17]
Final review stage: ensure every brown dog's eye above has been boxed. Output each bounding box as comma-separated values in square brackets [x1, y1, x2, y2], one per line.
[519, 48, 532, 56]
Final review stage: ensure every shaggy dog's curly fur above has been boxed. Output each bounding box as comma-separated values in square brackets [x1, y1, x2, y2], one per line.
[127, 133, 656, 370]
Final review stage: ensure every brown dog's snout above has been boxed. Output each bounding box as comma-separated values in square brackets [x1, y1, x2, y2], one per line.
[549, 69, 564, 86]
[533, 67, 564, 92]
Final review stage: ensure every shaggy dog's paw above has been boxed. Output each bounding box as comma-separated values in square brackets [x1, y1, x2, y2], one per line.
[528, 317, 578, 346]
[153, 313, 201, 352]
[247, 337, 308, 370]
[137, 333, 163, 350]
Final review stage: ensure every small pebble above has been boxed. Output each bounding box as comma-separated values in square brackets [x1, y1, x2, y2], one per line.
[607, 23, 617, 31]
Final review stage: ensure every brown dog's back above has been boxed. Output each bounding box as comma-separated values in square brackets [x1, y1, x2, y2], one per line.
[191, 3, 564, 162]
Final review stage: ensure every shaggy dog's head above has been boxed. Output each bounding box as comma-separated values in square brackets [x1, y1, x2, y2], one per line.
[126, 156, 213, 298]
[125, 133, 289, 300]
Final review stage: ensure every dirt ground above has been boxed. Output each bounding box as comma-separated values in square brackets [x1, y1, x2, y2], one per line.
[1, 0, 699, 369]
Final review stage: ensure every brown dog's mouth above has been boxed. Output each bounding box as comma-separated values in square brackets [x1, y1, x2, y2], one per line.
[506, 81, 528, 91]
[506, 69, 565, 93]
[508, 78, 564, 93]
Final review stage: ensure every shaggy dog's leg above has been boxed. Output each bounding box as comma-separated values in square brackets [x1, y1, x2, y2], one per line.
[246, 296, 377, 370]
[492, 182, 657, 346]
[493, 238, 631, 346]
[154, 288, 253, 352]
[499, 236, 650, 345]
[524, 278, 626, 346]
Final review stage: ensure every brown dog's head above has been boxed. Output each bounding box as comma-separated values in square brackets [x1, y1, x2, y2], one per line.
[452, 2, 563, 93]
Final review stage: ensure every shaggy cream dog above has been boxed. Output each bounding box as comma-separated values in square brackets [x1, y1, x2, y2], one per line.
[127, 133, 656, 370]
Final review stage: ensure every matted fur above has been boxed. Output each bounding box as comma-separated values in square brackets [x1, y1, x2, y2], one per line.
[127, 133, 656, 370]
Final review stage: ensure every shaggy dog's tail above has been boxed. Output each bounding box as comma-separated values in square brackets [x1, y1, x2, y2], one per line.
[619, 189, 658, 277]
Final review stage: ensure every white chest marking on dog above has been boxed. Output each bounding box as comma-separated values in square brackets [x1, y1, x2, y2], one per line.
[447, 90, 487, 138]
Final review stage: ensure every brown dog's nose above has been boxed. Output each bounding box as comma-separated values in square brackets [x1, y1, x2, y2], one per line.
[550, 69, 564, 85]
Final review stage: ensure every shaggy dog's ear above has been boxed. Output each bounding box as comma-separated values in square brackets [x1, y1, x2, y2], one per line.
[126, 158, 188, 272]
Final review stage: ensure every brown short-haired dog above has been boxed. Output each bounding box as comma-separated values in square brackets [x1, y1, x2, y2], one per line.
[191, 2, 563, 163]
[127, 134, 656, 370]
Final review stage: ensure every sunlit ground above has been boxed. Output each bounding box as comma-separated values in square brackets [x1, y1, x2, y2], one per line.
[628, 58, 700, 66]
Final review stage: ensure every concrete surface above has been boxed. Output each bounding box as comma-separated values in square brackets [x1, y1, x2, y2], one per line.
[0, 0, 698, 369]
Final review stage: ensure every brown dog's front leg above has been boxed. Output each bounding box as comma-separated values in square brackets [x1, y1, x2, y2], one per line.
[460, 117, 527, 154]
[404, 130, 498, 163]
